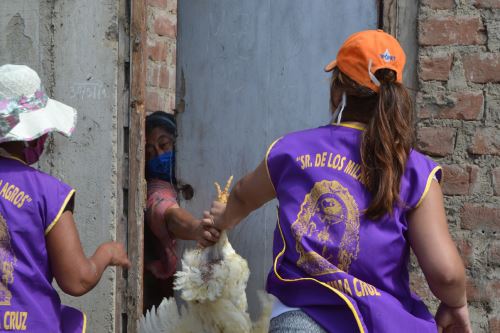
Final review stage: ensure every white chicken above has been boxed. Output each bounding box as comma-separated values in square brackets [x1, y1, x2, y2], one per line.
[138, 177, 274, 333]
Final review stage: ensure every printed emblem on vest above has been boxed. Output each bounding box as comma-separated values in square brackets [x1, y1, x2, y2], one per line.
[292, 180, 360, 276]
[0, 213, 16, 306]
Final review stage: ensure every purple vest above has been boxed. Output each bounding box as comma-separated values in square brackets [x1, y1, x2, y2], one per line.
[0, 155, 85, 332]
[266, 124, 442, 333]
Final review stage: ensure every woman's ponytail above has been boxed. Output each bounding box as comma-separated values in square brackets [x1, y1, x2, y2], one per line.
[360, 69, 414, 219]
[177, 182, 194, 201]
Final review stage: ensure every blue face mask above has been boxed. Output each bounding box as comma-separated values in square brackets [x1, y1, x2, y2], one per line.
[146, 151, 175, 183]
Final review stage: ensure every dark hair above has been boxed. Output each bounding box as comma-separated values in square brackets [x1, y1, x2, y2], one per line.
[146, 111, 177, 138]
[145, 111, 194, 200]
[330, 68, 414, 219]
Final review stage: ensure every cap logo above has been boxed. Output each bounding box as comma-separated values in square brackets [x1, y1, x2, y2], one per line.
[380, 49, 396, 63]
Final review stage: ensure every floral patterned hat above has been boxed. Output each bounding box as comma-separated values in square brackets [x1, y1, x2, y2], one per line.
[0, 64, 77, 143]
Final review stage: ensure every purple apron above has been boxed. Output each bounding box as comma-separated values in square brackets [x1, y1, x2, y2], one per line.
[266, 124, 442, 333]
[0, 154, 85, 332]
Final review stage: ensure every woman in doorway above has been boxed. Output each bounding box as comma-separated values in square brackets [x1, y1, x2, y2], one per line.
[207, 30, 472, 333]
[143, 111, 219, 311]
[0, 64, 130, 332]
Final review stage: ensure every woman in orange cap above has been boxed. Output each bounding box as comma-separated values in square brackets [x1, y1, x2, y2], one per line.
[206, 30, 472, 333]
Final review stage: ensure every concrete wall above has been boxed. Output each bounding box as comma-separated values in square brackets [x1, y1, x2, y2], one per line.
[0, 1, 124, 332]
[412, 1, 500, 332]
[0, 1, 42, 76]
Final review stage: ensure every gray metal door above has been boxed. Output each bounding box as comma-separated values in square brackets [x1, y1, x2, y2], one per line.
[177, 1, 379, 318]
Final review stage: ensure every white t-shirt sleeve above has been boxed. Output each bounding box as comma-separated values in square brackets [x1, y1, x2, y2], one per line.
[270, 298, 300, 319]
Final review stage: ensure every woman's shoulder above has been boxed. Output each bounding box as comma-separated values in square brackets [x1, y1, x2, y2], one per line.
[147, 179, 177, 196]
[269, 125, 332, 147]
[401, 149, 443, 209]
[33, 167, 72, 191]
[286, 124, 333, 138]
[1, 157, 71, 190]
[278, 123, 362, 142]
[146, 179, 178, 213]
[407, 149, 441, 172]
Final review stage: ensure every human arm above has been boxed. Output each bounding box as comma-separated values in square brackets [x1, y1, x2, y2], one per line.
[46, 211, 131, 297]
[212, 160, 276, 230]
[407, 181, 471, 332]
[146, 184, 219, 247]
[164, 205, 219, 247]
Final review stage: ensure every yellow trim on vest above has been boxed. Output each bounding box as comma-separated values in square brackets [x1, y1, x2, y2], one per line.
[331, 122, 366, 131]
[45, 189, 76, 235]
[415, 166, 442, 209]
[82, 312, 87, 333]
[273, 216, 365, 333]
[265, 137, 283, 195]
[0, 150, 27, 165]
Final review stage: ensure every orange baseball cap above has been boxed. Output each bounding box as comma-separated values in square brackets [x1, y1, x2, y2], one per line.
[324, 30, 406, 92]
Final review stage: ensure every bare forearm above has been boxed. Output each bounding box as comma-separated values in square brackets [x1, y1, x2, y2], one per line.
[216, 162, 276, 230]
[48, 212, 129, 297]
[428, 263, 467, 308]
[60, 244, 112, 296]
[218, 181, 260, 230]
[165, 207, 199, 240]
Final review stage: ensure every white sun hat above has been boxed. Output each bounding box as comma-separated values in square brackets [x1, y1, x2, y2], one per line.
[0, 64, 77, 143]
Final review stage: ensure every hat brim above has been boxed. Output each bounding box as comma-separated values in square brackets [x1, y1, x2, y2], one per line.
[324, 59, 337, 72]
[0, 98, 77, 143]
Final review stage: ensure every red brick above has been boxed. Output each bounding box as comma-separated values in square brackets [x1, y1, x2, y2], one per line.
[456, 238, 473, 267]
[466, 278, 500, 302]
[170, 48, 176, 66]
[422, 0, 456, 9]
[417, 127, 456, 157]
[463, 53, 500, 83]
[147, 66, 160, 87]
[466, 278, 480, 301]
[159, 66, 170, 89]
[418, 91, 483, 120]
[490, 241, 500, 266]
[410, 273, 434, 301]
[154, 15, 176, 38]
[468, 128, 500, 155]
[489, 317, 500, 333]
[148, 41, 167, 61]
[147, 0, 167, 8]
[419, 16, 486, 46]
[460, 203, 500, 232]
[442, 164, 479, 195]
[474, 0, 500, 8]
[493, 167, 500, 196]
[420, 55, 453, 81]
[146, 90, 161, 112]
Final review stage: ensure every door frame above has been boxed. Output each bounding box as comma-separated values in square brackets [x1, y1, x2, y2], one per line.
[115, 0, 147, 332]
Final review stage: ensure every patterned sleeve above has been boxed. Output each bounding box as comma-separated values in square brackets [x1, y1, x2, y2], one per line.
[146, 181, 178, 229]
[400, 150, 443, 211]
[43, 177, 75, 235]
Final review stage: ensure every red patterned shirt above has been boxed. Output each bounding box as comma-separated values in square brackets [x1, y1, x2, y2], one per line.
[145, 179, 178, 279]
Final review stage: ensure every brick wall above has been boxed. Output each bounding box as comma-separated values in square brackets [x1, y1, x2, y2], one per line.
[146, 0, 177, 114]
[414, 1, 500, 332]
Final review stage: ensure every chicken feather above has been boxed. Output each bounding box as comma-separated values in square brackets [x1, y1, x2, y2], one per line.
[138, 177, 274, 333]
